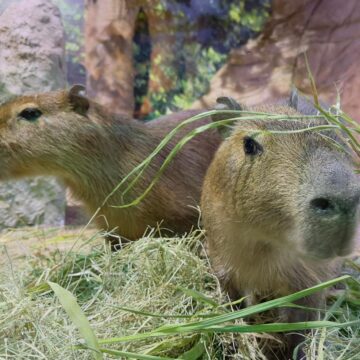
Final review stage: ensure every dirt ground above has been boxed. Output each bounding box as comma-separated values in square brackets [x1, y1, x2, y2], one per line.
[0, 226, 103, 268]
[1, 225, 360, 270]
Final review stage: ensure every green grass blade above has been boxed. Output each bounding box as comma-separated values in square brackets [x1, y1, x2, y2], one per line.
[110, 305, 221, 319]
[155, 276, 352, 333]
[180, 340, 205, 359]
[113, 115, 345, 210]
[101, 110, 222, 207]
[177, 287, 220, 308]
[315, 105, 360, 149]
[113, 116, 338, 209]
[48, 282, 103, 360]
[110, 116, 241, 209]
[98, 348, 175, 359]
[97, 319, 358, 345]
[198, 319, 360, 334]
[304, 53, 319, 106]
[98, 276, 352, 345]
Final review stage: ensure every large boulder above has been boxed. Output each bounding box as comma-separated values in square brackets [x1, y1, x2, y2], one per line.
[0, 0, 67, 229]
[193, 0, 360, 120]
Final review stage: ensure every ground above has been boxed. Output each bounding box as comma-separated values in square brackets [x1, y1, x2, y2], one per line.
[0, 226, 359, 359]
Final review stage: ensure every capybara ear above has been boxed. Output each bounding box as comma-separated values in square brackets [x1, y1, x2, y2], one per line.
[68, 84, 89, 115]
[288, 87, 326, 117]
[212, 96, 242, 138]
[289, 87, 299, 110]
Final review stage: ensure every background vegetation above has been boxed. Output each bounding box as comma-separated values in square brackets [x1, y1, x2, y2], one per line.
[0, 0, 271, 119]
[133, 0, 271, 119]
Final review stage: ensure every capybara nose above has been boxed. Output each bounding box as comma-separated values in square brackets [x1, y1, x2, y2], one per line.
[310, 195, 360, 217]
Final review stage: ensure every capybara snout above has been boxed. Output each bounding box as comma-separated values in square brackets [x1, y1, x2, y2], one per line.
[297, 145, 360, 259]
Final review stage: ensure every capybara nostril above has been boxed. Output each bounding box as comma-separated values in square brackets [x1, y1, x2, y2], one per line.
[310, 197, 335, 214]
[310, 194, 360, 217]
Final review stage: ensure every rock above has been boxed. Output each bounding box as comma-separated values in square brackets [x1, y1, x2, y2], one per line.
[193, 0, 360, 120]
[0, 0, 66, 97]
[0, 179, 65, 228]
[0, 0, 67, 229]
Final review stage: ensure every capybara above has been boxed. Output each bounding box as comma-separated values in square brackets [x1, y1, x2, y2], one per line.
[201, 93, 360, 358]
[0, 85, 222, 246]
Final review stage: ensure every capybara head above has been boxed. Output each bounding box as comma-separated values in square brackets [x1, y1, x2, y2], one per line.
[0, 85, 94, 180]
[202, 96, 360, 262]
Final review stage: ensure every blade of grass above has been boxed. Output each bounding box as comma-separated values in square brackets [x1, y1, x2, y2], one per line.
[317, 327, 327, 360]
[49, 282, 103, 360]
[110, 305, 221, 319]
[315, 105, 360, 150]
[156, 276, 355, 334]
[113, 121, 340, 209]
[101, 110, 227, 207]
[104, 106, 331, 210]
[177, 287, 220, 308]
[304, 53, 319, 106]
[98, 348, 175, 360]
[97, 319, 359, 345]
[117, 109, 304, 201]
[196, 319, 360, 334]
[180, 340, 205, 359]
[98, 276, 353, 344]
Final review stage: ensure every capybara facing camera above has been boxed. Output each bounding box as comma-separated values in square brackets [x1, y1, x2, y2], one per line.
[201, 94, 360, 358]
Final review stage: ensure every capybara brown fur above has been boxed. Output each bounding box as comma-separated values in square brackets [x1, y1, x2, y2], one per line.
[201, 95, 360, 358]
[0, 85, 221, 245]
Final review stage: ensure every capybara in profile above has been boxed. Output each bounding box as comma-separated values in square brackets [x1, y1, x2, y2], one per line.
[0, 85, 222, 246]
[201, 94, 360, 358]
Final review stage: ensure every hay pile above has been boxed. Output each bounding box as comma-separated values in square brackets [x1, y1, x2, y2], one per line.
[0, 229, 264, 359]
[0, 228, 359, 359]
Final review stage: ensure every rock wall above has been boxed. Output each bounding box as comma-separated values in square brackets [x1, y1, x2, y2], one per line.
[0, 0, 67, 229]
[193, 0, 360, 120]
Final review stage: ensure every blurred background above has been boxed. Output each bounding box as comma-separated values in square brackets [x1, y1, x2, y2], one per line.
[0, 0, 360, 228]
[0, 0, 271, 119]
[2, 0, 360, 118]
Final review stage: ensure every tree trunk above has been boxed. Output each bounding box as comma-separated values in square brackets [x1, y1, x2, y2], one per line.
[85, 0, 140, 117]
[139, 3, 178, 115]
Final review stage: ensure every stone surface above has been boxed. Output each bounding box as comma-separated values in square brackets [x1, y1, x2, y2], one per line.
[0, 0, 66, 97]
[0, 179, 65, 228]
[193, 0, 360, 121]
[0, 0, 67, 229]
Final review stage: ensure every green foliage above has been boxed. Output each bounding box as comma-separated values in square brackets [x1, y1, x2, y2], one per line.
[140, 45, 227, 119]
[135, 0, 271, 119]
[171, 46, 227, 111]
[52, 0, 84, 62]
[229, 2, 269, 32]
[52, 0, 85, 83]
[2, 0, 270, 116]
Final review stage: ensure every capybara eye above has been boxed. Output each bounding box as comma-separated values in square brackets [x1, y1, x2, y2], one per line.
[19, 108, 42, 122]
[243, 136, 262, 156]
